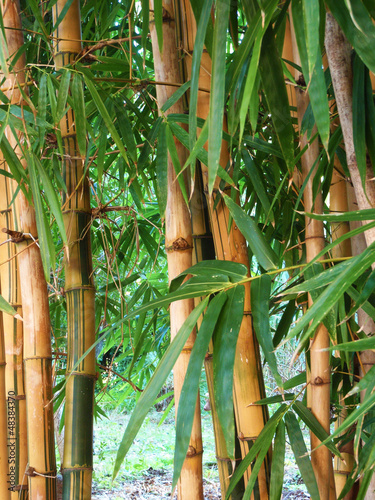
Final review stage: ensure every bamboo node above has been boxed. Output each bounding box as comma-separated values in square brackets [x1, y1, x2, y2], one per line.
[25, 466, 36, 477]
[12, 484, 28, 491]
[166, 237, 193, 252]
[186, 445, 203, 458]
[2, 228, 25, 243]
[312, 376, 329, 386]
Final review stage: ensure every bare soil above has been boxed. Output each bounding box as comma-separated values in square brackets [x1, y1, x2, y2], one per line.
[91, 467, 310, 499]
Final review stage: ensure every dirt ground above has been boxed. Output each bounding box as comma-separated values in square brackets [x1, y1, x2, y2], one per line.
[91, 468, 310, 499]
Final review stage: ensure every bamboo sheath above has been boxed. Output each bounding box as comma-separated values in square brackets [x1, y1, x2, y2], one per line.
[0, 1, 57, 498]
[52, 1, 96, 499]
[149, 1, 204, 498]
[177, 1, 270, 495]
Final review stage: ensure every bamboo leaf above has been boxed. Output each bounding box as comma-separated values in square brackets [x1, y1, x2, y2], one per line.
[189, 0, 213, 153]
[0, 294, 17, 317]
[284, 243, 375, 348]
[113, 297, 209, 479]
[208, 0, 231, 193]
[72, 73, 86, 157]
[293, 401, 341, 458]
[269, 420, 285, 500]
[224, 194, 278, 270]
[251, 274, 283, 387]
[285, 412, 319, 500]
[226, 406, 286, 499]
[154, 0, 163, 54]
[173, 293, 227, 490]
[160, 81, 190, 113]
[214, 286, 244, 458]
[166, 124, 188, 207]
[302, 0, 319, 78]
[156, 121, 168, 216]
[84, 76, 129, 166]
[27, 151, 54, 279]
[33, 154, 67, 245]
[242, 150, 273, 221]
[55, 70, 71, 124]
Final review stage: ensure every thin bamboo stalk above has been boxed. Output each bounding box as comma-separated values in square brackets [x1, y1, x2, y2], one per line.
[0, 312, 10, 499]
[177, 1, 270, 495]
[0, 169, 28, 500]
[287, 16, 335, 499]
[325, 13, 375, 245]
[191, 165, 244, 499]
[1, 1, 56, 498]
[52, 1, 96, 498]
[330, 158, 356, 499]
[149, 1, 204, 497]
[293, 84, 335, 500]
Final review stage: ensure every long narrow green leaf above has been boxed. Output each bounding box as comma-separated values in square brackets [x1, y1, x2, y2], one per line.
[33, 154, 67, 245]
[224, 194, 278, 270]
[84, 76, 129, 166]
[352, 54, 367, 190]
[269, 420, 285, 500]
[284, 243, 375, 348]
[285, 412, 319, 500]
[155, 121, 168, 216]
[208, 0, 231, 193]
[72, 73, 86, 157]
[112, 296, 209, 479]
[189, 0, 213, 155]
[27, 151, 54, 279]
[226, 405, 286, 499]
[153, 0, 163, 54]
[214, 285, 244, 458]
[173, 293, 227, 490]
[252, 274, 283, 387]
[55, 69, 71, 124]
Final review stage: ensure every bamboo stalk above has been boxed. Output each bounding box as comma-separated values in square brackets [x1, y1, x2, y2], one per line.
[149, 1, 204, 498]
[0, 311, 10, 499]
[52, 1, 96, 498]
[1, 1, 56, 498]
[287, 16, 335, 499]
[325, 13, 375, 246]
[0, 169, 28, 500]
[191, 165, 244, 499]
[330, 157, 356, 499]
[177, 1, 270, 495]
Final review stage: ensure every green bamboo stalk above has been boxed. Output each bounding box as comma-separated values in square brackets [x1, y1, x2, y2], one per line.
[52, 2, 96, 498]
[1, 1, 56, 498]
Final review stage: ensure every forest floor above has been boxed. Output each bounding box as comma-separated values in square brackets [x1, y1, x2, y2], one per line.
[87, 405, 310, 500]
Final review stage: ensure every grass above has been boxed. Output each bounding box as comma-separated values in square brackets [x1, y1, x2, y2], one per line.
[92, 405, 218, 491]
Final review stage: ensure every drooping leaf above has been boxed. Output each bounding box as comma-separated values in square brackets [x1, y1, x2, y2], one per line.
[285, 412, 319, 500]
[224, 194, 278, 270]
[214, 285, 245, 458]
[269, 420, 285, 500]
[72, 73, 87, 157]
[251, 274, 283, 387]
[113, 297, 209, 480]
[173, 293, 227, 490]
[155, 121, 168, 216]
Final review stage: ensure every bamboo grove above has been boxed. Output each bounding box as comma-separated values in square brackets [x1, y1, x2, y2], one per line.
[0, 0, 374, 499]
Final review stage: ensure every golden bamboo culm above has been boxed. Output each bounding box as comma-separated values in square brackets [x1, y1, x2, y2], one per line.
[52, 1, 96, 499]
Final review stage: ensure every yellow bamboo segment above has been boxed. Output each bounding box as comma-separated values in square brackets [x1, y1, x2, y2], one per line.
[52, 1, 96, 498]
[177, 2, 270, 495]
[0, 1, 56, 498]
[0, 312, 10, 499]
[149, 1, 204, 497]
[330, 157, 355, 499]
[293, 82, 335, 500]
[0, 173, 28, 499]
[190, 166, 244, 499]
